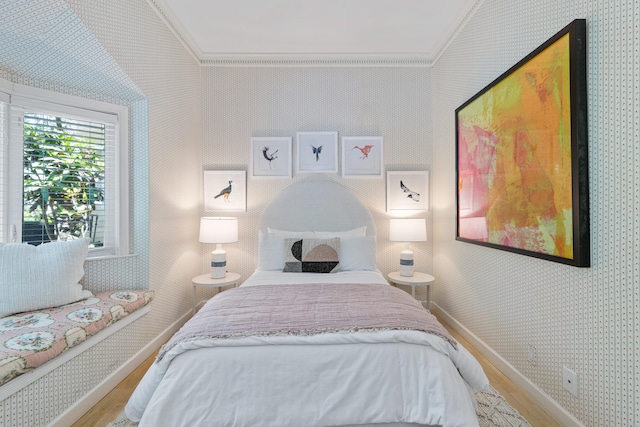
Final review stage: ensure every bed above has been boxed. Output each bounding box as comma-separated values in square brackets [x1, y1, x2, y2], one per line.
[125, 180, 489, 427]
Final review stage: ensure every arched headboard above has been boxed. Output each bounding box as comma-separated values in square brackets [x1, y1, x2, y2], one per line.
[258, 180, 376, 236]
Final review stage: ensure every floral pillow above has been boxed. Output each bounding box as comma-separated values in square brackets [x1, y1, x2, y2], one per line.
[282, 238, 340, 273]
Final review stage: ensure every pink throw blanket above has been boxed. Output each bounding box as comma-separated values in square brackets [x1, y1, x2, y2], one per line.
[158, 283, 456, 361]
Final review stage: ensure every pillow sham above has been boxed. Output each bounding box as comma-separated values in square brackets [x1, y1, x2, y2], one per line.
[267, 226, 366, 239]
[0, 238, 91, 318]
[257, 231, 287, 271]
[266, 228, 316, 238]
[283, 238, 340, 273]
[314, 226, 367, 238]
[338, 236, 377, 271]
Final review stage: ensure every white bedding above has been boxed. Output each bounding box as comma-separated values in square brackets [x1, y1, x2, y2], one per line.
[241, 269, 390, 287]
[126, 182, 488, 426]
[125, 271, 488, 427]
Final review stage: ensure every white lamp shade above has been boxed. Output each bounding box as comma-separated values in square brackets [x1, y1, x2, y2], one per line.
[389, 218, 427, 242]
[199, 217, 238, 244]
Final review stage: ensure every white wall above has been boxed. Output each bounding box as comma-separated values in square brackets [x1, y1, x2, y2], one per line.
[200, 66, 433, 297]
[432, 0, 639, 425]
[0, 1, 202, 425]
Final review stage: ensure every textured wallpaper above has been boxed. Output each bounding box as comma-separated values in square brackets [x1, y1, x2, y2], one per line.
[432, 0, 639, 426]
[0, 0, 201, 425]
[201, 66, 433, 294]
[1, 0, 637, 426]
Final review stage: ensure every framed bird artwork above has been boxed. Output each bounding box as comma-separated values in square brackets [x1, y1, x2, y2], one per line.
[296, 131, 338, 174]
[386, 171, 429, 213]
[204, 170, 247, 212]
[341, 136, 383, 177]
[250, 137, 292, 178]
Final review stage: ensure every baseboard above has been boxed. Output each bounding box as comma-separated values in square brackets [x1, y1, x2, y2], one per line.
[47, 307, 193, 427]
[431, 302, 585, 427]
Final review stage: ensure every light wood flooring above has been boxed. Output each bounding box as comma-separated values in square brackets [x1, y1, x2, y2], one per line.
[72, 318, 562, 427]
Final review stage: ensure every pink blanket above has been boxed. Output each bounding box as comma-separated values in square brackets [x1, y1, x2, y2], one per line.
[159, 283, 456, 361]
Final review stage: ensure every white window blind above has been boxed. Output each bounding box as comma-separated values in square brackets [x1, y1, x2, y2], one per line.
[0, 81, 128, 257]
[0, 91, 8, 242]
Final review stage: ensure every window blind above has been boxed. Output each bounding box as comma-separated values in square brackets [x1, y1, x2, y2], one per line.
[0, 92, 8, 242]
[22, 113, 108, 245]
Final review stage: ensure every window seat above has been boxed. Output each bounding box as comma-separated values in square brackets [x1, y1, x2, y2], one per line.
[0, 289, 153, 398]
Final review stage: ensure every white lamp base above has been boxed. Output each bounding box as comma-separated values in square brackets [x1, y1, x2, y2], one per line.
[211, 247, 227, 279]
[399, 249, 414, 277]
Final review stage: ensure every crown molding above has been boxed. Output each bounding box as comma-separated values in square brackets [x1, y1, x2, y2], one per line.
[200, 53, 432, 68]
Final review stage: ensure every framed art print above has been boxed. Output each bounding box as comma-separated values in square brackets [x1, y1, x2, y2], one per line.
[341, 136, 383, 177]
[250, 137, 292, 178]
[204, 170, 246, 212]
[386, 171, 429, 212]
[296, 131, 338, 173]
[455, 19, 589, 267]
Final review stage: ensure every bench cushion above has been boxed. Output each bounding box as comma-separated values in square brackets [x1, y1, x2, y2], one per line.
[0, 289, 153, 387]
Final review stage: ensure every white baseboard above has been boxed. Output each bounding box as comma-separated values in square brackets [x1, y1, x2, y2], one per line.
[431, 302, 585, 427]
[47, 308, 193, 427]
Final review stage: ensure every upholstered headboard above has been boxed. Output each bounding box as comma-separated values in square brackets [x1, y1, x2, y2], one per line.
[258, 180, 376, 236]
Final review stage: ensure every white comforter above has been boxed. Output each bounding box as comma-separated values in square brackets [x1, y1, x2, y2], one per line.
[126, 271, 488, 427]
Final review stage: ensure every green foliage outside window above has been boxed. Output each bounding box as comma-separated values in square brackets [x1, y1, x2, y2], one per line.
[23, 114, 105, 245]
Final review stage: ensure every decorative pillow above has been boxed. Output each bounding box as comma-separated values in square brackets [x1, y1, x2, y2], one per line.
[283, 238, 340, 273]
[339, 236, 377, 271]
[0, 238, 90, 318]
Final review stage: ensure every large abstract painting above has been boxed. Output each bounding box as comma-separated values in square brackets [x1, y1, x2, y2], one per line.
[455, 19, 589, 267]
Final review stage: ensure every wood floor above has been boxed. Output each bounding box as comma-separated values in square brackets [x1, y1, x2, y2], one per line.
[72, 318, 562, 427]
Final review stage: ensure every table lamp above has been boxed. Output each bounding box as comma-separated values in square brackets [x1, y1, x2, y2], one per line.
[199, 217, 238, 279]
[389, 218, 427, 277]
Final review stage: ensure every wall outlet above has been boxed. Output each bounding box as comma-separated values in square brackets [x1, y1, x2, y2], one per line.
[527, 345, 538, 365]
[563, 366, 579, 397]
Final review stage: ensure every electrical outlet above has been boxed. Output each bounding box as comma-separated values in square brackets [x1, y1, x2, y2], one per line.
[563, 366, 579, 397]
[527, 345, 538, 365]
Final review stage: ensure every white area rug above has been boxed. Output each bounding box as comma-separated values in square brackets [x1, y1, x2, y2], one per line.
[107, 385, 531, 427]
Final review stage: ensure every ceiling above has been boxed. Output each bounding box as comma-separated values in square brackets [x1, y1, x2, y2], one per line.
[153, 0, 478, 64]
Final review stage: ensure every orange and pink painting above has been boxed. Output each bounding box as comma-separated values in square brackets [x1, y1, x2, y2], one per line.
[456, 25, 587, 264]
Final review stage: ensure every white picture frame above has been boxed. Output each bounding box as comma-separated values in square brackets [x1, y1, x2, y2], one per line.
[341, 136, 383, 177]
[250, 137, 292, 178]
[296, 131, 338, 174]
[204, 170, 246, 212]
[386, 171, 429, 212]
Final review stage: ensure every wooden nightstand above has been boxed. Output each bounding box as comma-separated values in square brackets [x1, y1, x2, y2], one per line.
[192, 272, 240, 314]
[388, 271, 435, 309]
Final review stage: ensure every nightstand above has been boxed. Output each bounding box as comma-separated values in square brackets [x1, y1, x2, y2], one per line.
[192, 272, 241, 314]
[388, 271, 435, 309]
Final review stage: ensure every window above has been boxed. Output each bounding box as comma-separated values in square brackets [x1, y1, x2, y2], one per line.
[0, 80, 129, 257]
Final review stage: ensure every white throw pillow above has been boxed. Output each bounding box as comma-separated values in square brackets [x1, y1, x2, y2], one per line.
[339, 236, 377, 271]
[0, 238, 91, 318]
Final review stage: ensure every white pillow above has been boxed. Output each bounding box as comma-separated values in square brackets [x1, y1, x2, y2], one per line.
[258, 228, 368, 271]
[267, 227, 366, 239]
[0, 238, 91, 318]
[339, 236, 377, 271]
[257, 231, 285, 271]
[265, 228, 317, 238]
[314, 226, 367, 239]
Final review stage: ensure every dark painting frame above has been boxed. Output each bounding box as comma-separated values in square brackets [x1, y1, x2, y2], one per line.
[455, 19, 589, 267]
